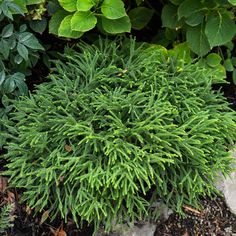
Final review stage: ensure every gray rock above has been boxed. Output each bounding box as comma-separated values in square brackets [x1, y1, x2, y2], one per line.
[215, 148, 236, 215]
[96, 222, 157, 236]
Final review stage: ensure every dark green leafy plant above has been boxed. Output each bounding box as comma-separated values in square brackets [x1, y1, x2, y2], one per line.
[48, 0, 154, 38]
[161, 0, 236, 56]
[2, 38, 236, 233]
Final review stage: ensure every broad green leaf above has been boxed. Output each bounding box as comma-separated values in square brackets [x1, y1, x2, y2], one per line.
[101, 16, 131, 34]
[71, 11, 97, 32]
[228, 0, 236, 5]
[224, 58, 234, 71]
[2, 24, 14, 38]
[58, 0, 77, 12]
[17, 43, 29, 60]
[161, 4, 182, 29]
[129, 7, 154, 30]
[58, 15, 83, 38]
[178, 0, 204, 19]
[49, 10, 68, 35]
[101, 0, 126, 19]
[205, 13, 236, 48]
[77, 0, 94, 11]
[29, 18, 47, 34]
[22, 35, 44, 50]
[206, 53, 222, 67]
[186, 24, 211, 56]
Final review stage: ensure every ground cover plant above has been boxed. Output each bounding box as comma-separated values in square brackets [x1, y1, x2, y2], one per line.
[2, 38, 236, 233]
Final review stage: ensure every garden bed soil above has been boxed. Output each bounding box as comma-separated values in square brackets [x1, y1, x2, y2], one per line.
[1, 191, 236, 236]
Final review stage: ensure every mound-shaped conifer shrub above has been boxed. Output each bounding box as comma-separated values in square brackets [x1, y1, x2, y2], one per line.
[2, 39, 236, 232]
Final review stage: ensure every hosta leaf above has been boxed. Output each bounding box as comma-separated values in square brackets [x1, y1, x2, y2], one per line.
[71, 11, 97, 32]
[186, 24, 211, 56]
[58, 15, 83, 38]
[77, 0, 94, 11]
[205, 12, 236, 48]
[129, 7, 154, 30]
[101, 0, 126, 19]
[101, 16, 131, 34]
[49, 10, 68, 35]
[58, 0, 77, 12]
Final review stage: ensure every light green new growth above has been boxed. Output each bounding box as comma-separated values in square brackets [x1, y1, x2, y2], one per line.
[2, 38, 236, 232]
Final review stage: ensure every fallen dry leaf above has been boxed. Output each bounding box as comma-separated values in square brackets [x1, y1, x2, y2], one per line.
[65, 144, 72, 152]
[0, 176, 8, 193]
[183, 204, 203, 216]
[51, 225, 67, 236]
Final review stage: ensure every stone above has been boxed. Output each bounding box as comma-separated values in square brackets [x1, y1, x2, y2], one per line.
[96, 222, 157, 236]
[96, 202, 172, 236]
[215, 148, 236, 215]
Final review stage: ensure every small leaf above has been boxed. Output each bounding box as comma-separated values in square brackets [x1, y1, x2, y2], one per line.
[29, 17, 47, 34]
[2, 24, 14, 38]
[58, 15, 83, 38]
[101, 16, 131, 34]
[58, 0, 77, 12]
[101, 0, 126, 19]
[77, 0, 94, 11]
[129, 7, 154, 30]
[71, 11, 97, 32]
[224, 58, 234, 71]
[206, 53, 222, 67]
[14, 55, 23, 64]
[17, 43, 29, 60]
[205, 12, 236, 48]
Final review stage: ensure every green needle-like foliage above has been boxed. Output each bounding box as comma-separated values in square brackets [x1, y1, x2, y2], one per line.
[0, 204, 14, 233]
[2, 39, 236, 232]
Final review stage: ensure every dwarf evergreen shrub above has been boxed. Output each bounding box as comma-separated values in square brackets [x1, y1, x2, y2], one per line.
[2, 39, 236, 232]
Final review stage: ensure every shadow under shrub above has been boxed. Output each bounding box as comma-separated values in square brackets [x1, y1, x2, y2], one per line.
[2, 39, 236, 232]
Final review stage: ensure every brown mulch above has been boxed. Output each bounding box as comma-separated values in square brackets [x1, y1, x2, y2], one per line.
[155, 197, 236, 236]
